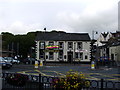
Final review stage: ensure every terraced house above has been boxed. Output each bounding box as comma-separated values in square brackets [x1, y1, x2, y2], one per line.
[35, 31, 91, 63]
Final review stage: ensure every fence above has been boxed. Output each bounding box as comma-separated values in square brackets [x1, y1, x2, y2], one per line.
[1, 73, 120, 90]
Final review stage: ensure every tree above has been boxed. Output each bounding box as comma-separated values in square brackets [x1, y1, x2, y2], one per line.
[2, 32, 36, 58]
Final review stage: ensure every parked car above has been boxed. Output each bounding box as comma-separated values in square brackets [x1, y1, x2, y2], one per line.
[23, 58, 40, 64]
[4, 57, 20, 64]
[0, 57, 12, 69]
[3, 57, 12, 63]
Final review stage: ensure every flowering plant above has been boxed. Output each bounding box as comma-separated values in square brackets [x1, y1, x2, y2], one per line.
[5, 73, 29, 87]
[52, 70, 90, 90]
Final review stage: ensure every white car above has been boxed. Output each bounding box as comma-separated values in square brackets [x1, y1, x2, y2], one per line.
[0, 57, 12, 68]
[4, 57, 20, 64]
[12, 59, 20, 64]
[3, 57, 12, 63]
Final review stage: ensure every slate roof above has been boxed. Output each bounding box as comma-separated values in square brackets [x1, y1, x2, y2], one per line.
[35, 31, 91, 41]
[101, 32, 108, 38]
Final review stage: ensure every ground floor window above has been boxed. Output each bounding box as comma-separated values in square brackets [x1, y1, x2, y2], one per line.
[75, 52, 78, 58]
[80, 53, 83, 60]
[49, 52, 54, 60]
[85, 55, 88, 59]
[75, 52, 83, 60]
[59, 50, 63, 60]
[39, 50, 44, 59]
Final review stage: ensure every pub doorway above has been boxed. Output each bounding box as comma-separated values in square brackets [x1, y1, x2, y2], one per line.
[67, 51, 73, 63]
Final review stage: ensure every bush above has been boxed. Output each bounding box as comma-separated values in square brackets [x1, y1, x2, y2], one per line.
[5, 73, 29, 87]
[52, 69, 90, 90]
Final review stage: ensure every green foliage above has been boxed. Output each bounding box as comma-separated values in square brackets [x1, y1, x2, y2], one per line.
[2, 32, 14, 49]
[2, 32, 36, 58]
[52, 70, 90, 89]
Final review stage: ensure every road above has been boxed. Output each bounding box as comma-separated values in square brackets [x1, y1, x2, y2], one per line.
[2, 63, 120, 81]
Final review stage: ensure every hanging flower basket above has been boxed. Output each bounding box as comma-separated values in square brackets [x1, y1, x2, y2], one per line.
[52, 69, 90, 90]
[5, 73, 29, 87]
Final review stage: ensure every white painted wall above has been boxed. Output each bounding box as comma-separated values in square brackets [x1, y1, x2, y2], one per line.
[36, 40, 91, 62]
[109, 45, 120, 62]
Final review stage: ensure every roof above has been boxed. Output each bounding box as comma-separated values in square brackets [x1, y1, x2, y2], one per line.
[101, 32, 108, 38]
[35, 31, 91, 41]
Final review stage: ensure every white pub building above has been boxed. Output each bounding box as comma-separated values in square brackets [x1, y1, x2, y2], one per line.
[35, 31, 91, 63]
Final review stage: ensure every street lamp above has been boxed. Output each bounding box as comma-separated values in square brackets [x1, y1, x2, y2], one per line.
[91, 30, 98, 61]
[44, 28, 46, 65]
[91, 30, 98, 69]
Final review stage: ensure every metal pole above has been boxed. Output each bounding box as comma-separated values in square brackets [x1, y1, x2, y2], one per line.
[92, 30, 94, 40]
[44, 28, 46, 65]
[39, 74, 43, 89]
[74, 42, 75, 65]
[101, 78, 104, 90]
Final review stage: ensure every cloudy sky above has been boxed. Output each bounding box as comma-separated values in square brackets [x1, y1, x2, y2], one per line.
[0, 0, 119, 38]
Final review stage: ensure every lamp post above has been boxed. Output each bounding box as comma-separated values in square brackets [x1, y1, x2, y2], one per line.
[91, 30, 98, 60]
[44, 28, 46, 65]
[91, 30, 98, 69]
[74, 42, 76, 65]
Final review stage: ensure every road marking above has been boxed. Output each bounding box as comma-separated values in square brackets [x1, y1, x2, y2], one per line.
[85, 73, 120, 81]
[17, 70, 120, 81]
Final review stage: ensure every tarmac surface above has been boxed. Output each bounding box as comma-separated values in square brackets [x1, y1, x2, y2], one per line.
[4, 63, 119, 81]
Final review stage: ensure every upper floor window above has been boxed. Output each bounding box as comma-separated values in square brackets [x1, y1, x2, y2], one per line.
[59, 42, 64, 49]
[68, 42, 73, 49]
[39, 42, 45, 49]
[77, 42, 82, 49]
[49, 42, 54, 45]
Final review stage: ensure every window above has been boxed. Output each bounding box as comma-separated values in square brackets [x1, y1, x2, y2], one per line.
[64, 55, 66, 59]
[68, 42, 73, 49]
[49, 52, 54, 60]
[75, 52, 78, 58]
[39, 50, 44, 59]
[39, 42, 44, 49]
[80, 53, 83, 60]
[59, 42, 64, 49]
[46, 55, 48, 59]
[59, 50, 63, 59]
[77, 42, 82, 49]
[49, 42, 54, 45]
[85, 55, 88, 59]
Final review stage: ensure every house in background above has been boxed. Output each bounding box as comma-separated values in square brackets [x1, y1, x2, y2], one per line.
[95, 32, 112, 46]
[35, 31, 91, 63]
[94, 31, 120, 64]
[109, 43, 120, 63]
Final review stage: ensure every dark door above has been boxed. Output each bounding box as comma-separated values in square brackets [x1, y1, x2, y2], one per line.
[111, 54, 114, 60]
[67, 52, 73, 63]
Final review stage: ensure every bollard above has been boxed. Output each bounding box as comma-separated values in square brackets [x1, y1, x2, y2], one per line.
[40, 60, 43, 67]
[35, 61, 38, 69]
[91, 61, 95, 69]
